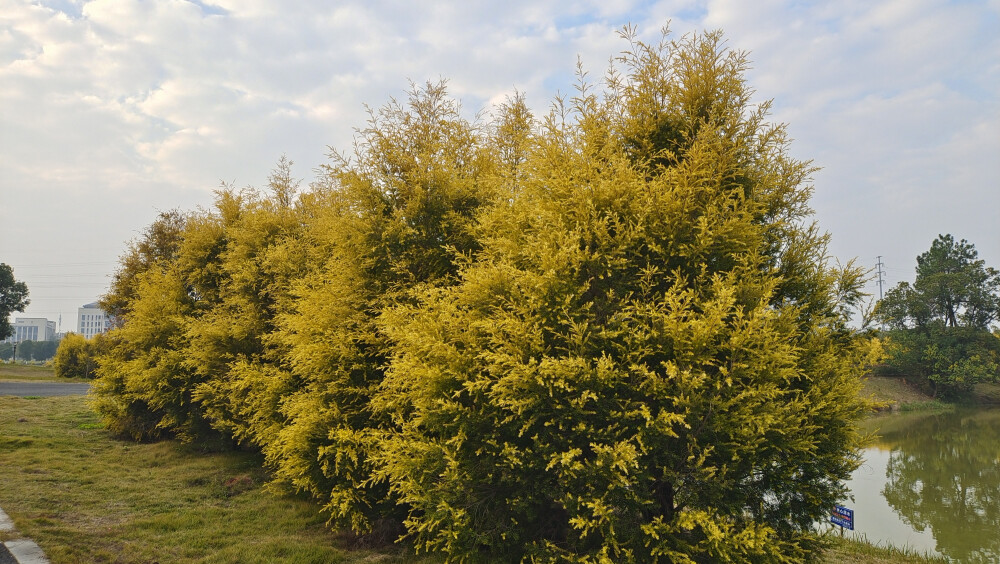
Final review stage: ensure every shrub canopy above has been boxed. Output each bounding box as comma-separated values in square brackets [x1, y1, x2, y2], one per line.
[374, 28, 872, 562]
[91, 26, 873, 562]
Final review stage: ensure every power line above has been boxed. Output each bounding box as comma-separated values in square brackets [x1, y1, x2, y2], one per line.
[3, 261, 118, 268]
[18, 273, 112, 278]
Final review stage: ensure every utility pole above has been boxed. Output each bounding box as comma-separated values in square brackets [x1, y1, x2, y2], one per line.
[875, 256, 886, 301]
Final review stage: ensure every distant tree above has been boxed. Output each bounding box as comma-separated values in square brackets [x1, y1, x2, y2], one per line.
[1, 263, 30, 340]
[14, 339, 59, 362]
[38, 339, 60, 361]
[15, 340, 33, 361]
[877, 235, 1000, 396]
[54, 333, 103, 379]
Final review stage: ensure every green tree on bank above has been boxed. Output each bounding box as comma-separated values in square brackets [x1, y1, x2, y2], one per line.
[877, 234, 1000, 397]
[90, 26, 875, 562]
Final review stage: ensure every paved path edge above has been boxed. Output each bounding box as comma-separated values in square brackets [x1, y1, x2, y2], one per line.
[0, 507, 50, 564]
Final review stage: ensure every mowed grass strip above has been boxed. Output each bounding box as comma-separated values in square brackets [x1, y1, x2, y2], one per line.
[0, 395, 423, 563]
[0, 363, 65, 382]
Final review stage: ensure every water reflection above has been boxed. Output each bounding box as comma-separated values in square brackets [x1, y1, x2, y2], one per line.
[866, 409, 1000, 563]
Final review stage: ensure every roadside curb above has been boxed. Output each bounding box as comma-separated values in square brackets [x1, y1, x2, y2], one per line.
[0, 507, 49, 564]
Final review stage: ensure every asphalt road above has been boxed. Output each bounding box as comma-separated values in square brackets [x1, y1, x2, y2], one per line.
[0, 381, 90, 396]
[0, 543, 15, 564]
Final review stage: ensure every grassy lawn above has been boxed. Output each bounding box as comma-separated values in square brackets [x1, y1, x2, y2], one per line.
[0, 395, 423, 563]
[0, 393, 944, 563]
[0, 362, 92, 383]
[0, 363, 60, 381]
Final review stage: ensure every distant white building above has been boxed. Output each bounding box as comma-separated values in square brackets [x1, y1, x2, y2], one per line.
[77, 302, 111, 338]
[2, 317, 57, 343]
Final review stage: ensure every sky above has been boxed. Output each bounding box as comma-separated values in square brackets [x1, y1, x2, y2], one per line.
[2, 0, 998, 331]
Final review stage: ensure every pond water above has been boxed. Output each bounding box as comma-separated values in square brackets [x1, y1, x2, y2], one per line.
[837, 408, 1000, 563]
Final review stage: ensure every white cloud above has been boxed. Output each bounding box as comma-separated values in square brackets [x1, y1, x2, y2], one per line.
[695, 0, 999, 278]
[1, 0, 997, 321]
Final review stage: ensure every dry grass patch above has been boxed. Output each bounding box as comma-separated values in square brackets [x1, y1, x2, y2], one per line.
[0, 363, 57, 381]
[0, 362, 90, 383]
[861, 376, 936, 410]
[972, 381, 1000, 404]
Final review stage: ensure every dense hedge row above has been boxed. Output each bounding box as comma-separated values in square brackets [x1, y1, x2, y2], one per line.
[91, 29, 875, 562]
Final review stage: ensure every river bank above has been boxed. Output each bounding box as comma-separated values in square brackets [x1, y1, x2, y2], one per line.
[841, 376, 1000, 562]
[861, 375, 1000, 412]
[823, 536, 946, 563]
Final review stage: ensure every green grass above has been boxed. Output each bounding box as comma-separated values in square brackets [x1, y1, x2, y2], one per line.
[0, 393, 947, 563]
[0, 395, 425, 563]
[898, 399, 952, 412]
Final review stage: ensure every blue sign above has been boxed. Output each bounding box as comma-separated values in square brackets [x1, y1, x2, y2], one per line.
[830, 505, 854, 530]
